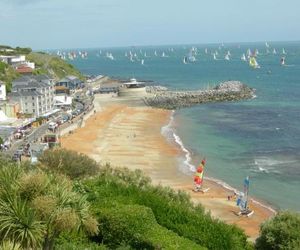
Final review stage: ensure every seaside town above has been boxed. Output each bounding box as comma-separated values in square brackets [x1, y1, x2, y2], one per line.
[1, 1, 300, 249]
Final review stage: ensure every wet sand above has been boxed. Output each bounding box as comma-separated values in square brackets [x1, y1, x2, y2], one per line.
[61, 95, 275, 240]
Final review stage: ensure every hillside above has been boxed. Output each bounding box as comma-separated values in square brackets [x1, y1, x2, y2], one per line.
[27, 52, 85, 81]
[0, 46, 85, 92]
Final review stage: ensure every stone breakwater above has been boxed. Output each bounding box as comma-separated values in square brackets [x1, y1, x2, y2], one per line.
[143, 81, 255, 109]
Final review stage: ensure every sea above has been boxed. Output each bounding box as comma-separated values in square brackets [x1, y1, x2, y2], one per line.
[62, 41, 300, 211]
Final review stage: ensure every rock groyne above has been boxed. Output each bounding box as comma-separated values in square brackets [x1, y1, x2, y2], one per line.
[143, 81, 255, 109]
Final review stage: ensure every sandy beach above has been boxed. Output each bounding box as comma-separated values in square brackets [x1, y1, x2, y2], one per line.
[61, 94, 275, 241]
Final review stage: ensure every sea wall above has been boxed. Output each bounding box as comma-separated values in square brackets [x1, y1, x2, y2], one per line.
[143, 81, 255, 109]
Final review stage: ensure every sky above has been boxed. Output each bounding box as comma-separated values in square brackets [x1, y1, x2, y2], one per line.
[0, 0, 300, 50]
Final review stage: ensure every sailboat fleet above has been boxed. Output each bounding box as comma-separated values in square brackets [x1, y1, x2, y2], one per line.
[54, 42, 289, 70]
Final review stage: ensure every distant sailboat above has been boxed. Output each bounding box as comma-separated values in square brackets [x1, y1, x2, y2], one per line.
[154, 50, 157, 56]
[183, 56, 188, 64]
[280, 57, 285, 66]
[246, 49, 251, 58]
[205, 48, 208, 54]
[273, 48, 277, 55]
[106, 52, 114, 60]
[224, 53, 230, 61]
[141, 59, 144, 65]
[241, 54, 246, 61]
[213, 53, 217, 60]
[265, 42, 270, 48]
[282, 48, 287, 55]
[249, 56, 260, 69]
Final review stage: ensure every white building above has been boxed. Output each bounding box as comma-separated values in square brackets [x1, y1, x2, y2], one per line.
[0, 81, 6, 101]
[8, 75, 55, 117]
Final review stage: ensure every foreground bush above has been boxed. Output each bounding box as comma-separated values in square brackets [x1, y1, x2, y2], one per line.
[39, 148, 99, 179]
[95, 204, 205, 249]
[0, 162, 98, 250]
[83, 166, 252, 250]
[256, 211, 300, 250]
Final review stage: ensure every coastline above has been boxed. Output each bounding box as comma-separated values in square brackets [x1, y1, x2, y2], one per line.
[164, 110, 277, 215]
[61, 94, 275, 240]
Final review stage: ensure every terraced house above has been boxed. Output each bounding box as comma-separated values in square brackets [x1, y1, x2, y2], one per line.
[8, 75, 55, 117]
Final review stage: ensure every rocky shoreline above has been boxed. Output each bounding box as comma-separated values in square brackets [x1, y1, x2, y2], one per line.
[143, 81, 255, 109]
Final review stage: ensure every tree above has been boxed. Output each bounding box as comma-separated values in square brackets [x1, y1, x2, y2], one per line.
[256, 211, 300, 250]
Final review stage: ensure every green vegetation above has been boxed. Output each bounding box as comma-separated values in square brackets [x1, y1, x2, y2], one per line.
[256, 211, 300, 250]
[0, 149, 299, 249]
[27, 52, 85, 81]
[0, 45, 85, 92]
[0, 61, 20, 92]
[0, 157, 98, 250]
[0, 45, 32, 56]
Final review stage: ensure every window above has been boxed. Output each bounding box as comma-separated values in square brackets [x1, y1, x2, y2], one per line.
[32, 109, 35, 112]
[25, 102, 28, 106]
[32, 97, 35, 100]
[32, 102, 35, 106]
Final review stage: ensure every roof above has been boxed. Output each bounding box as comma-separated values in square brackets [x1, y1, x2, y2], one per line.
[16, 66, 33, 74]
[55, 86, 69, 90]
[9, 90, 42, 97]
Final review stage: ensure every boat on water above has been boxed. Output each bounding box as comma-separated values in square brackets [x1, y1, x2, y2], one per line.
[183, 56, 188, 64]
[241, 53, 246, 61]
[282, 48, 287, 55]
[273, 48, 277, 54]
[280, 57, 285, 66]
[213, 53, 217, 60]
[141, 59, 144, 65]
[106, 52, 114, 60]
[224, 54, 230, 61]
[265, 42, 270, 48]
[249, 56, 260, 69]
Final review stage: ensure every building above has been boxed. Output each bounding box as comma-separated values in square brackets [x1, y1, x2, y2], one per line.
[0, 101, 20, 118]
[118, 78, 147, 97]
[0, 55, 35, 69]
[0, 81, 6, 101]
[56, 75, 83, 90]
[54, 95, 73, 109]
[8, 75, 55, 117]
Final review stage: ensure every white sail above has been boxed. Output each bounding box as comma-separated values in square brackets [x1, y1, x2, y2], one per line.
[280, 57, 285, 66]
[183, 56, 188, 64]
[141, 59, 144, 65]
[282, 48, 286, 55]
[241, 54, 246, 61]
[213, 53, 217, 60]
[225, 54, 230, 61]
[273, 48, 277, 54]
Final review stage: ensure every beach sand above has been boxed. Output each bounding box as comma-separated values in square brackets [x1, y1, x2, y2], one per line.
[61, 95, 275, 241]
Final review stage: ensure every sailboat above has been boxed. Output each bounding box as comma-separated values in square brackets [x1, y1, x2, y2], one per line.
[213, 53, 217, 60]
[241, 53, 246, 61]
[224, 53, 230, 61]
[205, 48, 208, 54]
[154, 50, 157, 56]
[193, 158, 210, 193]
[249, 56, 260, 69]
[236, 176, 254, 217]
[265, 42, 270, 48]
[141, 59, 145, 65]
[183, 56, 188, 64]
[280, 57, 285, 66]
[273, 48, 277, 55]
[282, 48, 287, 55]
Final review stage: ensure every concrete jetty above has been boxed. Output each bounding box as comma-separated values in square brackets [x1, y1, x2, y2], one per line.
[143, 81, 255, 109]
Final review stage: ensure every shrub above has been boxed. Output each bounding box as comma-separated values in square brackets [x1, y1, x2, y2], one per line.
[84, 166, 250, 250]
[256, 211, 300, 250]
[94, 204, 205, 250]
[39, 149, 99, 179]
